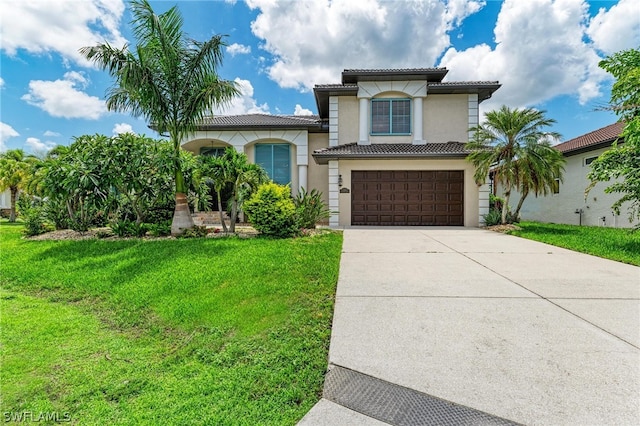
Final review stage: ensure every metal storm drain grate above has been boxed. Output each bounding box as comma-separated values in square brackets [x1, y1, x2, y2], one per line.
[323, 365, 520, 426]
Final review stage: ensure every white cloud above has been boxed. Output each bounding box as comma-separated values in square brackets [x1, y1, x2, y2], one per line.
[0, 122, 20, 152]
[25, 137, 56, 154]
[246, 0, 485, 91]
[113, 123, 135, 135]
[293, 104, 314, 116]
[587, 0, 640, 55]
[1, 0, 127, 66]
[43, 130, 61, 137]
[0, 77, 4, 88]
[439, 0, 608, 111]
[226, 43, 252, 56]
[213, 78, 269, 115]
[21, 72, 107, 119]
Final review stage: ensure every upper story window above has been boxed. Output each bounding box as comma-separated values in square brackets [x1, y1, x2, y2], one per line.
[584, 156, 598, 166]
[255, 144, 290, 185]
[371, 98, 411, 135]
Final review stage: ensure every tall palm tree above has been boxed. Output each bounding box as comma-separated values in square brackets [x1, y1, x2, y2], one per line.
[512, 139, 565, 220]
[467, 106, 561, 224]
[0, 149, 38, 222]
[80, 0, 239, 235]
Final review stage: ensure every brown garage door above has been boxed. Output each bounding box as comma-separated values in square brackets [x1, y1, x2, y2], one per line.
[351, 170, 464, 226]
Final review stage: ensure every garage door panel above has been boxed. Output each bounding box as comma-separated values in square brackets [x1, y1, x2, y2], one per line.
[351, 170, 464, 226]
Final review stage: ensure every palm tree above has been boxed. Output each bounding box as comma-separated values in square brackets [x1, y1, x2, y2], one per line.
[467, 106, 561, 224]
[221, 148, 268, 233]
[0, 149, 38, 222]
[80, 0, 239, 235]
[512, 139, 565, 220]
[198, 154, 230, 232]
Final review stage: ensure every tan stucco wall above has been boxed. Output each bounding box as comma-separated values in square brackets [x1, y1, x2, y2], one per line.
[336, 159, 479, 227]
[508, 147, 639, 228]
[338, 97, 359, 144]
[424, 94, 469, 143]
[308, 133, 330, 206]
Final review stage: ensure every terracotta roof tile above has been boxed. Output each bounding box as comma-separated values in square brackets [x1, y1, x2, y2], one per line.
[554, 122, 624, 154]
[343, 68, 446, 73]
[312, 142, 469, 164]
[197, 114, 321, 128]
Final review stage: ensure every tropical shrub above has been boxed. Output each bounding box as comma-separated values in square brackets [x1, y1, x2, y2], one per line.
[483, 209, 502, 227]
[244, 183, 298, 238]
[147, 220, 172, 237]
[293, 188, 330, 229]
[178, 225, 209, 238]
[22, 209, 48, 237]
[110, 220, 148, 237]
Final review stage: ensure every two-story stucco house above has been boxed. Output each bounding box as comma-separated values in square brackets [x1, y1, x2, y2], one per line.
[182, 68, 501, 227]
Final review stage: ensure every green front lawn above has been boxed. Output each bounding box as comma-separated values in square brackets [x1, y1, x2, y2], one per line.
[0, 223, 342, 425]
[507, 221, 640, 266]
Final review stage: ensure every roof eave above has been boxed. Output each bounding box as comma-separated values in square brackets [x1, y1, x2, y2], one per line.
[560, 138, 623, 157]
[312, 152, 469, 165]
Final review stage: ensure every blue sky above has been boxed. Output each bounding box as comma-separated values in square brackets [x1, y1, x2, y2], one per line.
[1, 0, 638, 155]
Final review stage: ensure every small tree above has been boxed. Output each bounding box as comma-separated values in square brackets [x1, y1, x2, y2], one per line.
[467, 106, 561, 224]
[220, 148, 268, 233]
[0, 150, 38, 222]
[587, 48, 640, 227]
[198, 154, 230, 232]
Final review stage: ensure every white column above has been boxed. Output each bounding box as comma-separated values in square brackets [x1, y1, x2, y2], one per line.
[328, 160, 340, 227]
[329, 96, 339, 147]
[358, 97, 370, 145]
[413, 97, 425, 145]
[298, 164, 307, 194]
[468, 94, 479, 141]
[478, 175, 491, 227]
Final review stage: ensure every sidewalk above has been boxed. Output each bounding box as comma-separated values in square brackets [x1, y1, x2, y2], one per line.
[299, 228, 640, 425]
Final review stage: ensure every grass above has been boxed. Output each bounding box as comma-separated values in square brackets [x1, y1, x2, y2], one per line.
[507, 221, 640, 266]
[0, 222, 343, 425]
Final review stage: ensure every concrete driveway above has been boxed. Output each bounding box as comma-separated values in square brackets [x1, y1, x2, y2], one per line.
[300, 228, 640, 425]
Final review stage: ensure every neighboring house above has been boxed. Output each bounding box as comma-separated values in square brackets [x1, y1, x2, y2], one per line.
[512, 122, 638, 228]
[182, 68, 500, 227]
[0, 189, 11, 217]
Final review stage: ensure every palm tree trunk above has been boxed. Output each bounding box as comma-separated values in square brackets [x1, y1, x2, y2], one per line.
[501, 190, 511, 225]
[216, 189, 228, 233]
[513, 188, 529, 222]
[171, 169, 194, 236]
[9, 187, 17, 222]
[230, 197, 237, 233]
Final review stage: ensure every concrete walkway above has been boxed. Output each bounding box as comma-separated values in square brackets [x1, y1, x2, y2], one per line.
[299, 228, 640, 425]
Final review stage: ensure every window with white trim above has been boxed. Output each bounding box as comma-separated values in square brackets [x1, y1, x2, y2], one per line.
[371, 99, 411, 135]
[255, 144, 290, 185]
[200, 147, 226, 157]
[552, 178, 560, 194]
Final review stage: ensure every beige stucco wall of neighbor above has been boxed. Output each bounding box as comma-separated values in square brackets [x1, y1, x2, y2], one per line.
[308, 133, 330, 206]
[336, 159, 480, 227]
[424, 94, 469, 144]
[337, 97, 359, 144]
[0, 189, 11, 209]
[507, 146, 638, 228]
